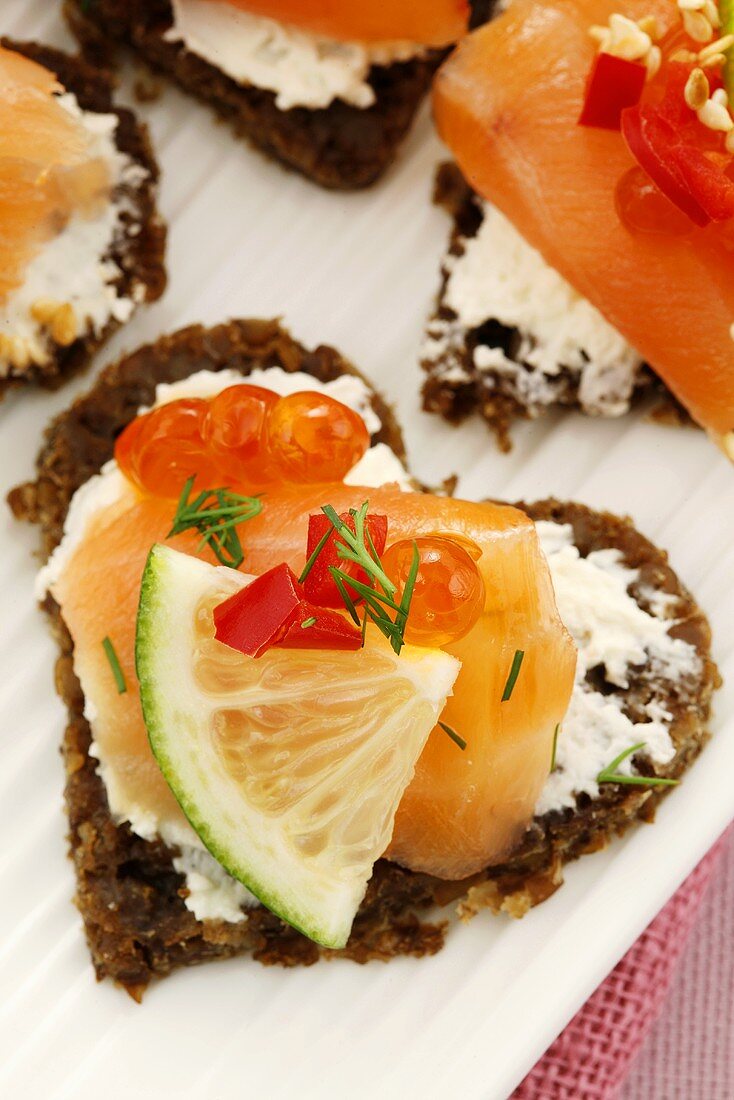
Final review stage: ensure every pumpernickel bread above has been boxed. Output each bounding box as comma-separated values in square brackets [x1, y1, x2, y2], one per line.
[9, 319, 717, 998]
[0, 39, 166, 397]
[421, 164, 685, 451]
[63, 0, 444, 190]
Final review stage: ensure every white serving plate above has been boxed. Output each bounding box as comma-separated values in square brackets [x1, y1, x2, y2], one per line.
[1, 5, 733, 1098]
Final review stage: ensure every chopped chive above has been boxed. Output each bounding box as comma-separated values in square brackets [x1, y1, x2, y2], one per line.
[168, 477, 262, 569]
[301, 617, 317, 630]
[298, 527, 332, 584]
[102, 636, 127, 695]
[597, 742, 679, 789]
[550, 723, 560, 772]
[501, 649, 525, 702]
[330, 567, 361, 625]
[439, 720, 467, 751]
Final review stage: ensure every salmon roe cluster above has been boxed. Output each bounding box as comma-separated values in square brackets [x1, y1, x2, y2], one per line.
[115, 385, 371, 498]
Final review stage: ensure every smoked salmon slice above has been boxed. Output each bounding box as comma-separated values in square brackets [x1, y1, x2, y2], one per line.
[50, 479, 575, 882]
[0, 45, 111, 302]
[433, 0, 734, 456]
[209, 0, 469, 45]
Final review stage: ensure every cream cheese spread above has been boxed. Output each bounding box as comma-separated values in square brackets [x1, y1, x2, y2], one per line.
[40, 367, 411, 921]
[0, 92, 149, 379]
[166, 0, 424, 110]
[428, 201, 644, 418]
[535, 522, 700, 816]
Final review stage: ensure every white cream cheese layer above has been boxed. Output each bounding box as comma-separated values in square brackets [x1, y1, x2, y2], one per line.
[166, 0, 424, 110]
[0, 92, 149, 379]
[434, 201, 644, 417]
[40, 367, 411, 921]
[535, 522, 700, 816]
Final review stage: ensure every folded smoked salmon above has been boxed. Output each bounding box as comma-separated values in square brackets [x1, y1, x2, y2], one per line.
[9, 320, 717, 996]
[425, 0, 734, 456]
[0, 39, 166, 395]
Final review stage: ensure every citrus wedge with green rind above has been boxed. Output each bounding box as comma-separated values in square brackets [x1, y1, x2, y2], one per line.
[135, 544, 461, 948]
[721, 0, 734, 96]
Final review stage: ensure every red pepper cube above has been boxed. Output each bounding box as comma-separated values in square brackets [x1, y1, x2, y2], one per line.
[279, 602, 362, 652]
[579, 52, 647, 131]
[213, 563, 304, 658]
[303, 512, 388, 609]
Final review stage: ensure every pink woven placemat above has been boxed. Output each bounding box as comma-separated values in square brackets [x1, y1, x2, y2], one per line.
[511, 826, 733, 1100]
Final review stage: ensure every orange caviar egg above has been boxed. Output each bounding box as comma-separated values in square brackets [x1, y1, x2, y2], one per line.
[615, 166, 693, 238]
[266, 391, 370, 483]
[382, 536, 485, 648]
[115, 399, 222, 498]
[202, 384, 279, 487]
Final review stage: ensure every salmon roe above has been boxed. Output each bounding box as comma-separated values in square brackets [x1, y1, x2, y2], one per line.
[266, 391, 370, 483]
[201, 384, 279, 487]
[115, 399, 222, 499]
[116, 386, 372, 498]
[382, 536, 485, 647]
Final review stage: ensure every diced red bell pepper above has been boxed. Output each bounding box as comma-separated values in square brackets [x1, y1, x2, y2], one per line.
[579, 52, 647, 131]
[303, 512, 388, 609]
[213, 562, 362, 657]
[620, 105, 711, 227]
[279, 602, 362, 651]
[213, 562, 303, 657]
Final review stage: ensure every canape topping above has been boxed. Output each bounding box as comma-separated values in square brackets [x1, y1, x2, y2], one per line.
[0, 48, 152, 378]
[115, 385, 371, 499]
[677, 0, 720, 42]
[166, 0, 429, 112]
[590, 13, 662, 75]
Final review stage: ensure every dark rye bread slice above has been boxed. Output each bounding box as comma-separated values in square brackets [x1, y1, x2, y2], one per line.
[9, 319, 718, 998]
[62, 0, 442, 190]
[422, 164, 686, 451]
[0, 39, 166, 397]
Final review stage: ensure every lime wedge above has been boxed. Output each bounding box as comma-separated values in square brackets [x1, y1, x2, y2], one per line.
[135, 545, 460, 948]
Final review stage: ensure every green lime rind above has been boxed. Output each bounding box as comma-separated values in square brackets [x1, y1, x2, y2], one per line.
[135, 544, 460, 951]
[135, 544, 355, 948]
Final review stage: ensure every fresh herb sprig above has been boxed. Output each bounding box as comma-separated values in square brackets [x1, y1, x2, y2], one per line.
[303, 500, 466, 750]
[309, 501, 419, 657]
[501, 649, 525, 702]
[168, 476, 262, 569]
[439, 721, 467, 752]
[550, 723, 560, 772]
[597, 742, 679, 789]
[102, 636, 126, 695]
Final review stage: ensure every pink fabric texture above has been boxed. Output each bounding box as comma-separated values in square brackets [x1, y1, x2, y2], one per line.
[511, 827, 732, 1100]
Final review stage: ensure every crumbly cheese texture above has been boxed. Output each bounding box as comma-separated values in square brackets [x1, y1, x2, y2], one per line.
[166, 0, 424, 110]
[426, 201, 644, 417]
[40, 367, 411, 920]
[0, 92, 149, 380]
[535, 522, 700, 816]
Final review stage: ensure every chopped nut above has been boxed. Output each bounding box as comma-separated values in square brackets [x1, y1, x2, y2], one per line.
[30, 298, 62, 326]
[50, 303, 77, 347]
[683, 9, 715, 43]
[699, 33, 734, 61]
[638, 15, 659, 39]
[9, 338, 30, 370]
[698, 97, 734, 131]
[701, 52, 728, 69]
[646, 45, 662, 78]
[685, 67, 710, 111]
